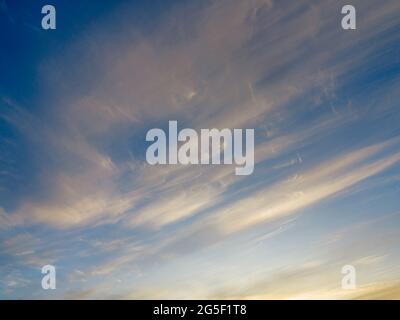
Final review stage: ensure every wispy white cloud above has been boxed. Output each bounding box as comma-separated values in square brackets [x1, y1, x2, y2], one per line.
[1, 0, 400, 299]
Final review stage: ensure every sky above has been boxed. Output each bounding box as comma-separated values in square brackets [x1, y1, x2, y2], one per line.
[0, 0, 400, 299]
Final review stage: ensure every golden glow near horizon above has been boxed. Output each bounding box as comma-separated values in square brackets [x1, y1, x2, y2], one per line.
[1, 0, 400, 299]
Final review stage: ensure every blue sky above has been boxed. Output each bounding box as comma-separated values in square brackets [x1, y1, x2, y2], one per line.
[1, 0, 400, 299]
